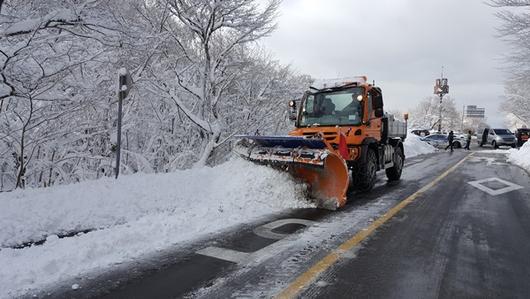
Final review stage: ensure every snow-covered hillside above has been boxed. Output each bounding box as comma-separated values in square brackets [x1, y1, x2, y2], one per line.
[0, 159, 312, 298]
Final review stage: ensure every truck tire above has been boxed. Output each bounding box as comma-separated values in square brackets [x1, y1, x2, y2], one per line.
[492, 140, 498, 149]
[386, 146, 404, 181]
[352, 149, 377, 192]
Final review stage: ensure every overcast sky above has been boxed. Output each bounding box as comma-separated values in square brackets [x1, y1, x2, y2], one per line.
[262, 0, 509, 126]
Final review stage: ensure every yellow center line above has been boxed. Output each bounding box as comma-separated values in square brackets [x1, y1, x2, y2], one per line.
[275, 152, 474, 299]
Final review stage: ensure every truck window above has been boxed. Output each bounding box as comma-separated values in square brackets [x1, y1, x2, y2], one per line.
[300, 87, 364, 127]
[305, 96, 315, 113]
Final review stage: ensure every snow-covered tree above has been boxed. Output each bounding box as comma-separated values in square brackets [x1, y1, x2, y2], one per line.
[0, 0, 311, 191]
[501, 78, 530, 124]
[0, 0, 122, 188]
[145, 0, 281, 166]
[490, 0, 530, 125]
[409, 96, 461, 132]
[490, 0, 530, 77]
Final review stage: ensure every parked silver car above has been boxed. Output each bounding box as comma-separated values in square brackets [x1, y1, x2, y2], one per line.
[421, 134, 463, 148]
[478, 128, 516, 148]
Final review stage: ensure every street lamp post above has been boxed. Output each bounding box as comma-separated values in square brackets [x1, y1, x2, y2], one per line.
[434, 69, 449, 133]
[115, 68, 131, 179]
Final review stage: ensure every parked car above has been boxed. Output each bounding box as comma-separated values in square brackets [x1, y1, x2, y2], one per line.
[411, 129, 430, 137]
[452, 134, 466, 148]
[478, 128, 516, 148]
[421, 133, 462, 148]
[421, 134, 445, 148]
[515, 128, 530, 147]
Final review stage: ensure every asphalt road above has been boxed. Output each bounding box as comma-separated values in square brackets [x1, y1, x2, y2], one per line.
[42, 147, 530, 299]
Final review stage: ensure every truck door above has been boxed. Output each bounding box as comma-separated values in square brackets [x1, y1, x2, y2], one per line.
[365, 89, 382, 140]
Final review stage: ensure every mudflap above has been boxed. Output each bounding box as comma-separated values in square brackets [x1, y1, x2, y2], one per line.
[290, 151, 350, 209]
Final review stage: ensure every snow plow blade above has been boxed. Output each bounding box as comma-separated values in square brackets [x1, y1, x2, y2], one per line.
[234, 135, 349, 209]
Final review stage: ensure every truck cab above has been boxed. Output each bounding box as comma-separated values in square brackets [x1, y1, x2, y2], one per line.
[288, 77, 407, 191]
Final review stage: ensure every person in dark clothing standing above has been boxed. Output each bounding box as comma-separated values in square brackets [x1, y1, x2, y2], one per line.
[464, 130, 472, 150]
[445, 130, 455, 152]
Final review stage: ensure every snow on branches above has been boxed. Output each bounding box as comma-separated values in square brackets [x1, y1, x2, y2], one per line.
[0, 0, 310, 191]
[489, 0, 530, 126]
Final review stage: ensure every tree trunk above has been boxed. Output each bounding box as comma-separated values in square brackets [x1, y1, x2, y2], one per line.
[47, 149, 56, 187]
[15, 97, 33, 189]
[194, 130, 220, 168]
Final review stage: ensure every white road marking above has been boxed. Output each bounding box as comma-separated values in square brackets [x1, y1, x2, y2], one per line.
[196, 247, 251, 264]
[468, 177, 524, 196]
[196, 218, 315, 264]
[469, 156, 506, 166]
[253, 218, 316, 240]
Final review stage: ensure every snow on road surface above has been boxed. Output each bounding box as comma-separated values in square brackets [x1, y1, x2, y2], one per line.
[403, 133, 436, 158]
[478, 142, 530, 172]
[508, 142, 530, 172]
[0, 158, 312, 298]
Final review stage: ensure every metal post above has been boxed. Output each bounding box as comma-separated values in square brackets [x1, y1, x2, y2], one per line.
[434, 67, 448, 134]
[115, 75, 125, 179]
[115, 69, 130, 179]
[438, 93, 443, 133]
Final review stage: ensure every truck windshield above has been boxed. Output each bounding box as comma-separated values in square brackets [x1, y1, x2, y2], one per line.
[299, 87, 363, 126]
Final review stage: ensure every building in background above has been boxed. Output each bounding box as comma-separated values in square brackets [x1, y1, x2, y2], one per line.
[465, 105, 485, 119]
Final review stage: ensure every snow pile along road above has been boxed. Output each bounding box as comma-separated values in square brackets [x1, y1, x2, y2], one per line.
[0, 158, 312, 298]
[508, 142, 530, 172]
[404, 133, 436, 158]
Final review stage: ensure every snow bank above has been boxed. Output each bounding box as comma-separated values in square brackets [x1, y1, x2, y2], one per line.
[0, 158, 312, 298]
[404, 133, 436, 158]
[508, 142, 530, 172]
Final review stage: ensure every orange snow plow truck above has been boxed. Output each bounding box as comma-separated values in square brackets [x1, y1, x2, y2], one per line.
[235, 77, 407, 209]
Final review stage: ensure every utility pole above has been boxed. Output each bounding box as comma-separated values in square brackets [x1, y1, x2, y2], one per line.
[433, 67, 449, 133]
[115, 68, 131, 179]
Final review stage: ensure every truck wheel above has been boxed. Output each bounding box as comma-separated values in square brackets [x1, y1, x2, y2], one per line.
[386, 147, 404, 181]
[352, 149, 377, 192]
[492, 140, 498, 149]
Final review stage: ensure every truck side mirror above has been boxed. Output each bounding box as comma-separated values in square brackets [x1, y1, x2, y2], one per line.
[288, 100, 298, 121]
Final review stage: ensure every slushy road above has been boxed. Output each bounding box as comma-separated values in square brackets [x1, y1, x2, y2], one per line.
[46, 149, 529, 299]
